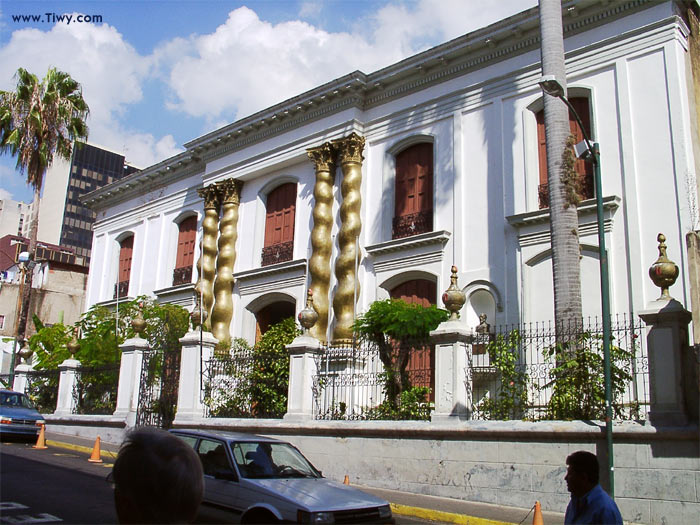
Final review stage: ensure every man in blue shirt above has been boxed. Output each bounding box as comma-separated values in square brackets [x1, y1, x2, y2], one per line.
[564, 451, 623, 525]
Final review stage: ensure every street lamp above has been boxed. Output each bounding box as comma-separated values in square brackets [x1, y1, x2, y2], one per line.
[10, 251, 36, 384]
[539, 75, 615, 497]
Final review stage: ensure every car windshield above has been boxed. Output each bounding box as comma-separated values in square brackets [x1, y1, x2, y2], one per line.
[0, 392, 35, 409]
[231, 441, 320, 479]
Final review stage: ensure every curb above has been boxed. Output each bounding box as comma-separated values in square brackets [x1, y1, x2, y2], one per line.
[390, 503, 515, 525]
[45, 439, 118, 462]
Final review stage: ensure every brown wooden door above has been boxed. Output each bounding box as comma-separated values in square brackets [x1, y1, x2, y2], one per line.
[389, 279, 436, 401]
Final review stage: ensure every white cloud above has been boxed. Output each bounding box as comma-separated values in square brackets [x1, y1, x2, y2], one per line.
[159, 1, 537, 123]
[0, 16, 180, 169]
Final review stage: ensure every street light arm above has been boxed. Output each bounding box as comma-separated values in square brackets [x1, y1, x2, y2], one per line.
[557, 95, 597, 167]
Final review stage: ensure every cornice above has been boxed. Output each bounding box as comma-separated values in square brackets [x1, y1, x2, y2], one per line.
[366, 230, 451, 257]
[86, 0, 668, 211]
[506, 195, 621, 228]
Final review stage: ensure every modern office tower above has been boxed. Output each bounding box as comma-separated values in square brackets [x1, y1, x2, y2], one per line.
[39, 143, 138, 263]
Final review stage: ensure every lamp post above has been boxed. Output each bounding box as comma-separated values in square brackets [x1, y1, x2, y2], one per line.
[539, 75, 615, 497]
[10, 251, 33, 385]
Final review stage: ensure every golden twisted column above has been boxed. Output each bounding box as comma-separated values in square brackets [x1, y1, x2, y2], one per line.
[331, 132, 365, 344]
[211, 179, 243, 342]
[306, 142, 336, 342]
[196, 185, 220, 330]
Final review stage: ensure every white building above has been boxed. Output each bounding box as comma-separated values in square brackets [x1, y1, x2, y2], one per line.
[0, 197, 32, 239]
[83, 0, 699, 345]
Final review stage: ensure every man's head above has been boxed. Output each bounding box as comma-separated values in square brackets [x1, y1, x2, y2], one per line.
[565, 451, 599, 497]
[112, 427, 204, 524]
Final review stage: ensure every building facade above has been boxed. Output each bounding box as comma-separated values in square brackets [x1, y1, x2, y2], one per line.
[0, 197, 32, 239]
[83, 0, 699, 345]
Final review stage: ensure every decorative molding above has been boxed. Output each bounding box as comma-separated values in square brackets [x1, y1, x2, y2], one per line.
[366, 230, 451, 257]
[506, 195, 620, 227]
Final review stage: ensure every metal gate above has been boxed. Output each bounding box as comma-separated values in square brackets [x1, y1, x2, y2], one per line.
[135, 349, 181, 428]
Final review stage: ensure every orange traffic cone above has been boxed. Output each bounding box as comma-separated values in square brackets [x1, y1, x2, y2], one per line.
[343, 475, 350, 485]
[88, 436, 103, 463]
[33, 424, 48, 449]
[533, 501, 544, 525]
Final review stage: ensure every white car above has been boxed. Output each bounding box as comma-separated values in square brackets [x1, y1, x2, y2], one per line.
[171, 429, 393, 524]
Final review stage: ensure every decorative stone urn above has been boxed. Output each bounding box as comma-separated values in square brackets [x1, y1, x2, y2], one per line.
[67, 329, 80, 357]
[298, 290, 319, 335]
[131, 303, 147, 336]
[648, 233, 679, 300]
[442, 266, 466, 320]
[190, 286, 208, 331]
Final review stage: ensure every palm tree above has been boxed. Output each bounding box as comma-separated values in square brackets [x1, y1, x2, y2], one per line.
[0, 67, 89, 344]
[538, 0, 582, 335]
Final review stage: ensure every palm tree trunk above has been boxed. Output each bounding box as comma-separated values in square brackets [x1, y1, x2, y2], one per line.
[16, 181, 41, 342]
[539, 0, 582, 337]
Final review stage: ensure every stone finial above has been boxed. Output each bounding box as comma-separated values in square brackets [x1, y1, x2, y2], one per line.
[298, 289, 319, 335]
[131, 302, 147, 337]
[18, 339, 33, 363]
[190, 285, 207, 331]
[442, 266, 466, 321]
[67, 327, 80, 357]
[649, 233, 679, 300]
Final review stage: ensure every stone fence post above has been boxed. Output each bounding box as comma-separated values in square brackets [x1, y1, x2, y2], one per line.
[54, 358, 81, 416]
[639, 299, 697, 425]
[284, 290, 323, 422]
[640, 233, 699, 425]
[430, 320, 473, 423]
[12, 362, 32, 394]
[113, 335, 148, 426]
[175, 329, 217, 423]
[284, 335, 323, 422]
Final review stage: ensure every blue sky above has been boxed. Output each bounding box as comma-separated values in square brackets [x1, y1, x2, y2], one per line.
[0, 0, 537, 203]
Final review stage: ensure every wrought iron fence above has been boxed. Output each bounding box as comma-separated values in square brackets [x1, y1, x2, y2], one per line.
[312, 339, 433, 420]
[135, 349, 181, 428]
[72, 364, 120, 415]
[202, 347, 287, 418]
[471, 314, 648, 421]
[24, 369, 60, 413]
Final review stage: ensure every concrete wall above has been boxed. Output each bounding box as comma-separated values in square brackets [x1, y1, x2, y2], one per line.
[44, 416, 699, 525]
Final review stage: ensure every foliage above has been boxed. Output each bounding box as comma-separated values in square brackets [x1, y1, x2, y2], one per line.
[362, 386, 432, 421]
[206, 319, 300, 418]
[205, 338, 254, 417]
[541, 332, 634, 420]
[29, 296, 190, 370]
[475, 330, 530, 420]
[352, 299, 448, 408]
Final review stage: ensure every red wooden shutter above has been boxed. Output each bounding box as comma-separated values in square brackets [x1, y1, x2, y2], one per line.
[536, 97, 593, 207]
[175, 216, 197, 269]
[118, 236, 133, 283]
[264, 183, 296, 247]
[395, 143, 433, 218]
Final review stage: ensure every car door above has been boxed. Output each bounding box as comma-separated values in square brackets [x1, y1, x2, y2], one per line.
[196, 438, 241, 510]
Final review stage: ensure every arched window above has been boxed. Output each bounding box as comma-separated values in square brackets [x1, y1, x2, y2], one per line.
[389, 278, 437, 401]
[173, 216, 197, 286]
[393, 143, 433, 239]
[261, 183, 296, 266]
[536, 97, 593, 208]
[115, 235, 133, 299]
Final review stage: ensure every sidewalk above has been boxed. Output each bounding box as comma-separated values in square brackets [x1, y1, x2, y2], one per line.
[45, 430, 565, 525]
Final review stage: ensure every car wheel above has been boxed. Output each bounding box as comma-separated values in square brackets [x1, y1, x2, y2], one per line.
[241, 509, 278, 524]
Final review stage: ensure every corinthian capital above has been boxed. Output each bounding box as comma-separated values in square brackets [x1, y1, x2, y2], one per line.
[333, 132, 365, 165]
[197, 185, 220, 210]
[215, 178, 243, 205]
[307, 142, 336, 172]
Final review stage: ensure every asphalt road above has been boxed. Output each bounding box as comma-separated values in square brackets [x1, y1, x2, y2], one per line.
[0, 438, 443, 524]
